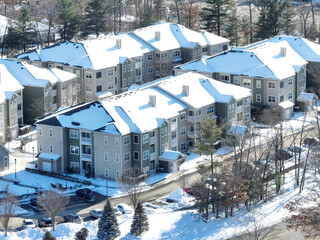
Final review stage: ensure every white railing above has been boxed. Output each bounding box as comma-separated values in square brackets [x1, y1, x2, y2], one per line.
[150, 152, 156, 160]
[81, 153, 92, 160]
[150, 136, 156, 145]
[187, 115, 202, 122]
[81, 137, 91, 144]
[237, 106, 243, 113]
[51, 89, 57, 96]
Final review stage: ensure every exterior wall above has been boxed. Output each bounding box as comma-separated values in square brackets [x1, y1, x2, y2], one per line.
[6, 95, 19, 139]
[120, 59, 133, 92]
[67, 128, 80, 173]
[0, 102, 5, 142]
[23, 86, 45, 124]
[143, 52, 155, 84]
[57, 78, 77, 107]
[0, 145, 9, 172]
[296, 66, 307, 99]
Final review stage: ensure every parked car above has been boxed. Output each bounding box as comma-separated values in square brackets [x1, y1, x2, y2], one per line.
[113, 206, 122, 216]
[287, 146, 303, 153]
[303, 137, 320, 147]
[38, 218, 52, 228]
[75, 188, 94, 200]
[63, 213, 81, 223]
[276, 149, 293, 160]
[22, 219, 36, 229]
[116, 203, 133, 214]
[184, 187, 199, 196]
[89, 209, 102, 219]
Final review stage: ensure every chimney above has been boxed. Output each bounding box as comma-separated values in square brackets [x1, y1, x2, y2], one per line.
[116, 38, 122, 49]
[155, 31, 161, 41]
[182, 85, 189, 97]
[280, 47, 286, 57]
[149, 95, 156, 107]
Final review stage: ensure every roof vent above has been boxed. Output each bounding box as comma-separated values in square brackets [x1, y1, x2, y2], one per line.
[149, 95, 156, 107]
[280, 47, 286, 57]
[155, 31, 160, 41]
[182, 85, 189, 97]
[116, 38, 121, 49]
[71, 121, 80, 126]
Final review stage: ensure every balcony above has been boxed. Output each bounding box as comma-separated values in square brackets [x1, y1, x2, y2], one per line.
[187, 115, 202, 123]
[188, 131, 198, 138]
[51, 89, 57, 96]
[81, 153, 92, 160]
[150, 136, 156, 145]
[171, 138, 177, 146]
[237, 105, 243, 113]
[81, 137, 91, 144]
[150, 152, 156, 160]
[135, 75, 142, 81]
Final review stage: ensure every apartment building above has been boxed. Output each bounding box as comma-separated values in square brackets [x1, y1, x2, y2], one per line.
[0, 65, 24, 142]
[0, 143, 9, 172]
[175, 41, 307, 118]
[0, 59, 77, 125]
[16, 22, 229, 102]
[35, 72, 250, 180]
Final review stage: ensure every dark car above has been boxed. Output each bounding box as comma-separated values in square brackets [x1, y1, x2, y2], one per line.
[303, 137, 320, 147]
[75, 188, 94, 199]
[38, 218, 52, 228]
[63, 213, 81, 223]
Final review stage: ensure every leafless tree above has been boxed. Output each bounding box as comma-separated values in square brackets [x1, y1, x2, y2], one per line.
[0, 184, 18, 237]
[37, 190, 69, 230]
[298, 4, 311, 38]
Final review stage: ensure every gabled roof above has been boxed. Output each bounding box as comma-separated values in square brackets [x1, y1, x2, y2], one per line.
[132, 22, 229, 51]
[241, 35, 320, 63]
[0, 63, 23, 100]
[159, 150, 184, 161]
[176, 41, 307, 80]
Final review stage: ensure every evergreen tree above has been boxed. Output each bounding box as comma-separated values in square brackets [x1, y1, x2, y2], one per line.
[57, 0, 79, 41]
[75, 227, 89, 240]
[43, 231, 56, 240]
[200, 0, 232, 36]
[85, 0, 109, 37]
[255, 0, 272, 40]
[281, 0, 296, 35]
[225, 2, 240, 46]
[16, 7, 36, 52]
[97, 199, 120, 240]
[130, 202, 149, 237]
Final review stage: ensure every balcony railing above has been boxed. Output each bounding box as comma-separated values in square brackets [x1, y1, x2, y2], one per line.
[51, 89, 57, 96]
[188, 131, 198, 138]
[187, 115, 202, 123]
[81, 137, 91, 144]
[81, 153, 92, 160]
[150, 152, 156, 160]
[150, 136, 156, 145]
[237, 105, 243, 113]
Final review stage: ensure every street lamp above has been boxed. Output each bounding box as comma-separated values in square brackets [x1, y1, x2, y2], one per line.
[32, 146, 34, 161]
[14, 159, 17, 179]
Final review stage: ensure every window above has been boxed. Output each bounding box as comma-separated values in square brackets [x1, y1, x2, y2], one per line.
[268, 82, 275, 89]
[108, 82, 114, 89]
[173, 50, 180, 57]
[133, 135, 139, 144]
[85, 71, 92, 78]
[207, 105, 214, 114]
[134, 151, 139, 160]
[147, 54, 153, 61]
[104, 136, 108, 145]
[188, 111, 194, 116]
[180, 112, 186, 120]
[180, 143, 186, 151]
[196, 110, 201, 116]
[165, 127, 167, 136]
[123, 65, 126, 73]
[124, 152, 130, 162]
[70, 146, 79, 155]
[172, 146, 177, 151]
[39, 143, 43, 152]
[171, 118, 177, 123]
[4, 157, 8, 168]
[161, 128, 164, 137]
[288, 92, 293, 99]
[123, 78, 127, 87]
[172, 130, 176, 139]
[147, 67, 153, 74]
[161, 52, 167, 58]
[128, 64, 131, 72]
[245, 98, 250, 107]
[104, 152, 108, 161]
[18, 104, 21, 111]
[288, 78, 293, 85]
[256, 94, 261, 102]
[124, 136, 130, 145]
[237, 101, 243, 107]
[280, 95, 284, 102]
[62, 83, 67, 90]
[115, 137, 119, 146]
[143, 150, 149, 160]
[0, 106, 2, 113]
[96, 72, 102, 78]
[115, 154, 119, 163]
[116, 171, 120, 179]
[150, 131, 155, 138]
[268, 96, 276, 102]
[49, 145, 53, 153]
[70, 130, 78, 139]
[245, 113, 250, 122]
[219, 74, 230, 82]
[107, 69, 114, 76]
[86, 85, 93, 92]
[128, 77, 131, 85]
[256, 80, 261, 88]
[70, 162, 79, 171]
[223, 45, 228, 51]
[280, 81, 284, 88]
[49, 129, 53, 137]
[212, 46, 218, 54]
[233, 76, 240, 84]
[38, 128, 42, 136]
[143, 134, 149, 144]
[96, 85, 102, 92]
[105, 169, 109, 177]
[237, 112, 242, 121]
[75, 70, 80, 76]
[202, 46, 208, 52]
[181, 127, 186, 136]
[243, 78, 251, 87]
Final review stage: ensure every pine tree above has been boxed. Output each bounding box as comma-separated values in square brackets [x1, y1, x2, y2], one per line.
[75, 227, 89, 240]
[225, 2, 240, 46]
[200, 0, 232, 36]
[43, 231, 56, 240]
[97, 199, 120, 240]
[130, 202, 149, 237]
[57, 0, 79, 41]
[84, 0, 109, 37]
[281, 0, 296, 35]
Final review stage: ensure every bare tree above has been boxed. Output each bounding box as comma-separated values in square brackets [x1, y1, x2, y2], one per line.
[37, 190, 69, 230]
[298, 4, 311, 38]
[0, 184, 18, 237]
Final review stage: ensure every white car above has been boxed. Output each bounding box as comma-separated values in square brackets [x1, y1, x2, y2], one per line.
[22, 219, 36, 229]
[113, 206, 122, 216]
[116, 203, 133, 214]
[89, 208, 103, 219]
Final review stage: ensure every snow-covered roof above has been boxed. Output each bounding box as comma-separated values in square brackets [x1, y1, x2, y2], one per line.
[49, 68, 77, 82]
[159, 150, 184, 161]
[37, 153, 60, 161]
[0, 63, 23, 100]
[96, 91, 113, 99]
[177, 42, 307, 80]
[297, 92, 317, 102]
[133, 22, 229, 51]
[279, 101, 294, 109]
